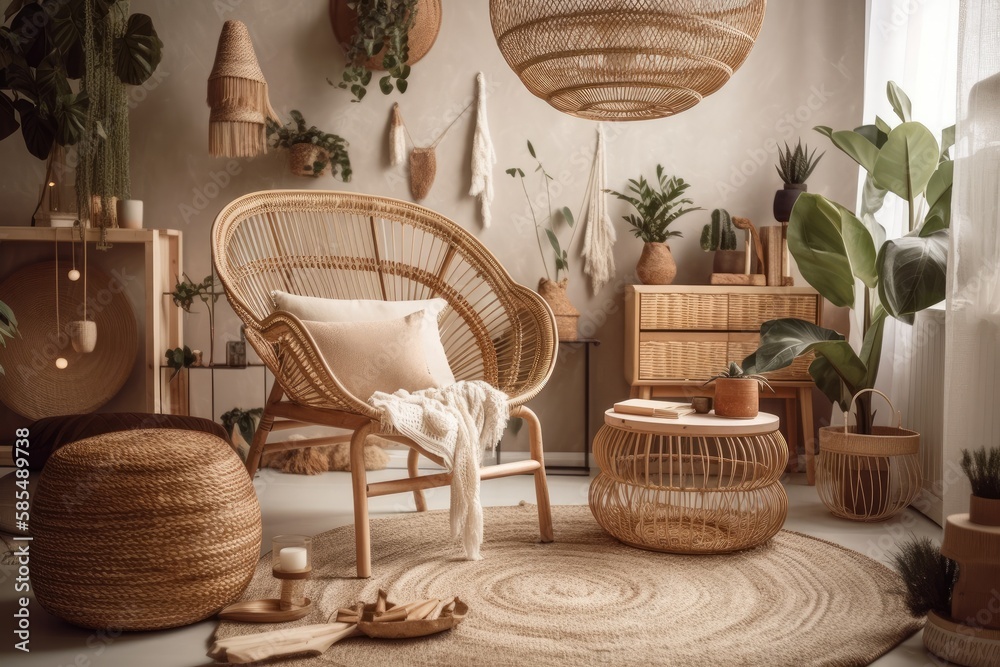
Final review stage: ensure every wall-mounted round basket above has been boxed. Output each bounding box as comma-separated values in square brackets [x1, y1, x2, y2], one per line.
[0, 261, 137, 419]
[816, 389, 921, 522]
[329, 0, 442, 70]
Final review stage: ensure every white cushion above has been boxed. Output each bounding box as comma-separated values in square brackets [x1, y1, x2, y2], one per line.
[302, 311, 441, 400]
[272, 291, 455, 385]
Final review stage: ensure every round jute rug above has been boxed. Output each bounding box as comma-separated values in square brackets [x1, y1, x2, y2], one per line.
[215, 504, 922, 666]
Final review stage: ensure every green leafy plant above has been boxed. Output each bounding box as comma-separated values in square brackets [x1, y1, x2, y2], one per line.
[702, 362, 773, 392]
[0, 300, 18, 375]
[505, 140, 577, 281]
[700, 208, 738, 252]
[605, 165, 701, 243]
[170, 273, 225, 366]
[961, 447, 1000, 499]
[743, 82, 954, 434]
[331, 0, 418, 102]
[776, 140, 824, 185]
[0, 0, 163, 159]
[164, 345, 194, 383]
[891, 537, 958, 618]
[221, 406, 263, 447]
[266, 110, 352, 181]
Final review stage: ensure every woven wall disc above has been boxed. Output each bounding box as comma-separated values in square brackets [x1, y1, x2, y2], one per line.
[330, 0, 442, 71]
[0, 261, 138, 419]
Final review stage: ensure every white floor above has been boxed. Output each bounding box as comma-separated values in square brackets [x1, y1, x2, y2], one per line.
[1, 467, 942, 667]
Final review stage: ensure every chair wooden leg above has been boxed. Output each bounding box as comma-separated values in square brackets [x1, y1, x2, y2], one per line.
[245, 382, 283, 477]
[407, 449, 427, 512]
[351, 422, 375, 578]
[517, 406, 553, 543]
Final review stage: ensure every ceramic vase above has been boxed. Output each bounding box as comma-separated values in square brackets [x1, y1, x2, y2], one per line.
[117, 199, 144, 229]
[713, 378, 759, 419]
[773, 183, 807, 222]
[537, 278, 579, 342]
[636, 242, 677, 285]
[66, 320, 97, 354]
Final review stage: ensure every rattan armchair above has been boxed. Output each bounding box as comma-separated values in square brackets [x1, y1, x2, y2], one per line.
[212, 190, 557, 577]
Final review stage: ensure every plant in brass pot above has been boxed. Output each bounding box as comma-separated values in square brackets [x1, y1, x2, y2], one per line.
[506, 140, 580, 341]
[700, 208, 742, 274]
[0, 300, 18, 375]
[605, 166, 701, 285]
[773, 140, 824, 222]
[267, 111, 352, 180]
[702, 362, 772, 419]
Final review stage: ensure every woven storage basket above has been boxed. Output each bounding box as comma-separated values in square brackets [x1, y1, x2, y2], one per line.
[923, 611, 1000, 667]
[816, 389, 920, 522]
[31, 429, 262, 631]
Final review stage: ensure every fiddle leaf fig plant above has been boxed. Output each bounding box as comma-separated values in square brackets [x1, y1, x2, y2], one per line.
[743, 82, 954, 434]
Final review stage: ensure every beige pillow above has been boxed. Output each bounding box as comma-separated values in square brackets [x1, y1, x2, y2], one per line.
[302, 311, 441, 401]
[273, 291, 454, 386]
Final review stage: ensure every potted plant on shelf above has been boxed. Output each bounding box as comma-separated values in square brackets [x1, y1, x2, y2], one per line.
[221, 406, 263, 461]
[606, 165, 701, 285]
[0, 301, 18, 375]
[702, 362, 772, 419]
[164, 345, 195, 383]
[267, 110, 352, 180]
[961, 446, 1000, 525]
[506, 140, 580, 341]
[700, 208, 743, 274]
[169, 274, 225, 367]
[773, 140, 824, 222]
[330, 0, 440, 101]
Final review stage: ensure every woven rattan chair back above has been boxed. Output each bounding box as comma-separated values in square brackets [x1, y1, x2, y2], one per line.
[213, 190, 557, 414]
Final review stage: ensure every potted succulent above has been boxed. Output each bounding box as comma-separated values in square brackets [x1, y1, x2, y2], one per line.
[266, 110, 352, 180]
[702, 362, 773, 419]
[330, 0, 439, 101]
[0, 300, 18, 375]
[773, 140, 824, 222]
[606, 165, 701, 285]
[961, 446, 1000, 525]
[506, 140, 580, 341]
[700, 208, 743, 274]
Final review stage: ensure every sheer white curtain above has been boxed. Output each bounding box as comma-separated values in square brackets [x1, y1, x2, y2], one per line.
[941, 0, 1000, 519]
[858, 0, 958, 410]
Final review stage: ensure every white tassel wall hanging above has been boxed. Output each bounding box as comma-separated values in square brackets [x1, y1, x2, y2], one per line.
[582, 124, 616, 293]
[469, 72, 496, 227]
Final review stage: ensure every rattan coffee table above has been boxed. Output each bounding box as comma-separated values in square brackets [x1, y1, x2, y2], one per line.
[589, 409, 788, 554]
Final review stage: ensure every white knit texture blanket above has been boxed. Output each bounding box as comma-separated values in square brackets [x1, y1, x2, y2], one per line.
[369, 381, 508, 560]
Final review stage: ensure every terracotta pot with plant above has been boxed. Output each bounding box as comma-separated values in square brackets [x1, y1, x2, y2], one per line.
[267, 110, 352, 180]
[701, 208, 744, 274]
[702, 362, 772, 419]
[606, 165, 701, 285]
[506, 140, 580, 341]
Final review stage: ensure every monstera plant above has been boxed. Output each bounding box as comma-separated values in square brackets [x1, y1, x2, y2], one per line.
[743, 82, 953, 434]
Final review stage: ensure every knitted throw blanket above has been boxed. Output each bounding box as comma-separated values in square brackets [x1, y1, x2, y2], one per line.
[369, 381, 508, 560]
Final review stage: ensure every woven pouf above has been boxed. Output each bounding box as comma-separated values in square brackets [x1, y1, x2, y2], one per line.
[31, 429, 262, 630]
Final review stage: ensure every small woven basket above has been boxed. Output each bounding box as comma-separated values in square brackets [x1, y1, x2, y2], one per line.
[31, 429, 262, 630]
[816, 389, 921, 522]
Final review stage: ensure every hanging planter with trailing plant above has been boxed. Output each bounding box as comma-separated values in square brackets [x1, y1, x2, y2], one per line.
[266, 110, 352, 180]
[329, 0, 442, 101]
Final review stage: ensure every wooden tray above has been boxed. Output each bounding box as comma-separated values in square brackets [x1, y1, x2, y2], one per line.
[219, 598, 313, 623]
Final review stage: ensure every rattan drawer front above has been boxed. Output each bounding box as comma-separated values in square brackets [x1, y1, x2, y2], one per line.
[728, 294, 818, 330]
[639, 293, 729, 330]
[639, 334, 727, 380]
[728, 336, 813, 381]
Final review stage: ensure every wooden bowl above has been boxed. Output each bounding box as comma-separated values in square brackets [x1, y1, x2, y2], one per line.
[357, 601, 468, 639]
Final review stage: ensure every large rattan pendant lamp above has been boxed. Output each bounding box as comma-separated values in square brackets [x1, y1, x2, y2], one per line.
[489, 0, 767, 121]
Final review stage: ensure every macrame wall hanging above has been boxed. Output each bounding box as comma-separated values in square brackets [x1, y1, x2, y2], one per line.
[208, 20, 280, 158]
[468, 72, 496, 227]
[581, 125, 616, 293]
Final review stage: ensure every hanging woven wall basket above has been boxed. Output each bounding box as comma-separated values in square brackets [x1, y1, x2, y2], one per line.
[489, 0, 767, 121]
[329, 0, 442, 70]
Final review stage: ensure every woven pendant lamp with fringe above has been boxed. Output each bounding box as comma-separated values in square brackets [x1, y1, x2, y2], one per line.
[489, 0, 767, 121]
[208, 20, 280, 157]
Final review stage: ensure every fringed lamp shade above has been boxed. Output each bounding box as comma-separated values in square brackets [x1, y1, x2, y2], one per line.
[207, 20, 279, 157]
[489, 0, 767, 121]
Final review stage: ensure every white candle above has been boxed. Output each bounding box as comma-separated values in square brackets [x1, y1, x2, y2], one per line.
[279, 546, 308, 572]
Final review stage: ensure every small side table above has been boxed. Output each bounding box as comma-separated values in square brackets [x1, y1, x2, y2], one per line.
[589, 409, 788, 554]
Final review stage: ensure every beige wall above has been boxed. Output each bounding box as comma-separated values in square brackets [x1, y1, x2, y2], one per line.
[0, 0, 865, 453]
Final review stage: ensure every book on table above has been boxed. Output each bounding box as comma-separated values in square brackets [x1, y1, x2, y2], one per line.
[613, 399, 695, 418]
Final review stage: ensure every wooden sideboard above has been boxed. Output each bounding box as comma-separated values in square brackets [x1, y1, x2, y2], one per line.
[624, 285, 823, 483]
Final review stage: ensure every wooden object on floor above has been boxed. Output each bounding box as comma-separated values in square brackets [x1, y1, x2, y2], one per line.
[590, 410, 788, 553]
[213, 190, 558, 578]
[624, 285, 823, 483]
[219, 598, 313, 623]
[710, 273, 766, 286]
[761, 225, 784, 286]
